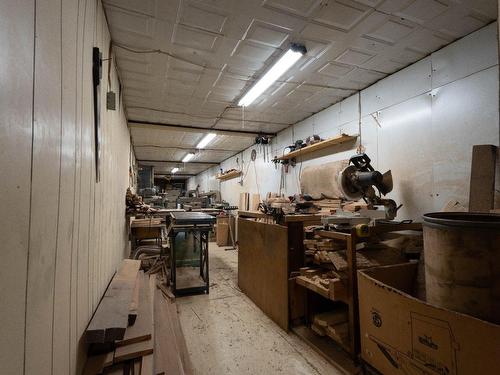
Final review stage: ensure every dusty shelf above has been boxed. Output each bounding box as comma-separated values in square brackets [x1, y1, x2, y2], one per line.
[216, 170, 242, 181]
[277, 134, 358, 161]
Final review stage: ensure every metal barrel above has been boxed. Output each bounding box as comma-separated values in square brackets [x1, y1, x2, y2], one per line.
[422, 212, 500, 324]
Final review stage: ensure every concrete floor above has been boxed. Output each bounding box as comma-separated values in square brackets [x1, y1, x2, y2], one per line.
[176, 243, 345, 375]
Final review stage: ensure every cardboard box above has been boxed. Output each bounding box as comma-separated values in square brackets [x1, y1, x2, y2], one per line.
[358, 263, 500, 375]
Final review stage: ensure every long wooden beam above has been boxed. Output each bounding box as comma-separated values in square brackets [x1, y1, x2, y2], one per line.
[128, 120, 276, 137]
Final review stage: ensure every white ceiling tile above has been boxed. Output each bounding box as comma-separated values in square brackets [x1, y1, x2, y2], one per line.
[335, 48, 375, 65]
[313, 1, 371, 32]
[262, 0, 323, 18]
[180, 3, 228, 34]
[318, 61, 355, 77]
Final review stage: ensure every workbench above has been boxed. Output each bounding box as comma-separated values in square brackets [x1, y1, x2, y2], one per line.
[237, 210, 322, 330]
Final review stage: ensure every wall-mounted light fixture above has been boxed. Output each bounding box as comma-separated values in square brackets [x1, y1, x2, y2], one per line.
[238, 43, 306, 107]
[171, 167, 179, 173]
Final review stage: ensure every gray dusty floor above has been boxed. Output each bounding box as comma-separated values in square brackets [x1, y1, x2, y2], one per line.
[176, 243, 344, 375]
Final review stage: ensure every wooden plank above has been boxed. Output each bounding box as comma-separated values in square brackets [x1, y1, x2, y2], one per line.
[238, 210, 267, 219]
[239, 192, 250, 211]
[250, 194, 261, 211]
[128, 273, 141, 326]
[238, 218, 289, 330]
[114, 338, 153, 363]
[116, 272, 152, 347]
[141, 354, 153, 375]
[277, 134, 358, 161]
[153, 286, 190, 374]
[86, 260, 141, 343]
[469, 144, 497, 211]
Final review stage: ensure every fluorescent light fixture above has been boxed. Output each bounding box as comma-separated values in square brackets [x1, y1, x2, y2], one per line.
[182, 153, 195, 163]
[171, 167, 179, 173]
[238, 43, 306, 107]
[197, 133, 216, 149]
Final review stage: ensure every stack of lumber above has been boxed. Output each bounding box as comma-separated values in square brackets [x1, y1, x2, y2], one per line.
[311, 310, 349, 350]
[84, 260, 192, 374]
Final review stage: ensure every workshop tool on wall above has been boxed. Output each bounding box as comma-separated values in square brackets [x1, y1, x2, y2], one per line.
[338, 153, 400, 219]
[255, 134, 270, 162]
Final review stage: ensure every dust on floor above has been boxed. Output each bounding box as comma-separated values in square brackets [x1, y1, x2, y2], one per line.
[176, 243, 345, 375]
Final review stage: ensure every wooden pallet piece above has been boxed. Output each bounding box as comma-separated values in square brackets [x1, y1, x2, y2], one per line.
[86, 260, 142, 343]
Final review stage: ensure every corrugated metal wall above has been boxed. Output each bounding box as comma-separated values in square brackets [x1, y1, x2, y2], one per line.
[0, 1, 132, 374]
[188, 22, 499, 220]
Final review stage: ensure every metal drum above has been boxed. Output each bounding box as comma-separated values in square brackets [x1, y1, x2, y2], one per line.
[422, 212, 500, 323]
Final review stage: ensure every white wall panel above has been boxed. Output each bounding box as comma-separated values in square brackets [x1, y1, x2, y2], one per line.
[430, 65, 499, 211]
[0, 1, 133, 374]
[189, 23, 499, 221]
[0, 1, 34, 374]
[361, 57, 432, 116]
[432, 22, 498, 88]
[25, 0, 62, 372]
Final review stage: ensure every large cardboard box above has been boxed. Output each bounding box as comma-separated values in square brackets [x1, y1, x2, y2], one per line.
[358, 263, 500, 375]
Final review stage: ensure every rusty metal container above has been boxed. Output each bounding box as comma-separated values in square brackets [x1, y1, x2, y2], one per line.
[422, 212, 500, 324]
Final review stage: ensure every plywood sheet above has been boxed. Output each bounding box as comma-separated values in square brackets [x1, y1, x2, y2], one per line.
[238, 218, 289, 330]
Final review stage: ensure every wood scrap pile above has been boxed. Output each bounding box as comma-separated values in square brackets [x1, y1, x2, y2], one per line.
[126, 188, 157, 215]
[83, 259, 192, 375]
[311, 310, 349, 349]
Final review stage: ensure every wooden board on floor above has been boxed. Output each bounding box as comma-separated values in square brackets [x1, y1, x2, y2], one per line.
[469, 144, 497, 211]
[238, 218, 289, 330]
[141, 354, 153, 375]
[153, 287, 193, 374]
[86, 260, 141, 343]
[116, 271, 152, 347]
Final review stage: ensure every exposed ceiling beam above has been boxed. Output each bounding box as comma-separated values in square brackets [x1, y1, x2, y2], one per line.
[138, 159, 219, 165]
[154, 173, 197, 177]
[133, 144, 237, 153]
[128, 120, 276, 137]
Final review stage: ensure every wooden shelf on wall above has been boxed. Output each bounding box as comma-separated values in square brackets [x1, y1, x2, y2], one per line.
[277, 134, 357, 161]
[216, 170, 242, 181]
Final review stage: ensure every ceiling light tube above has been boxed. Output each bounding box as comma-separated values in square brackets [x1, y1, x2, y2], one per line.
[171, 167, 179, 173]
[197, 133, 216, 149]
[238, 43, 306, 107]
[182, 153, 195, 163]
